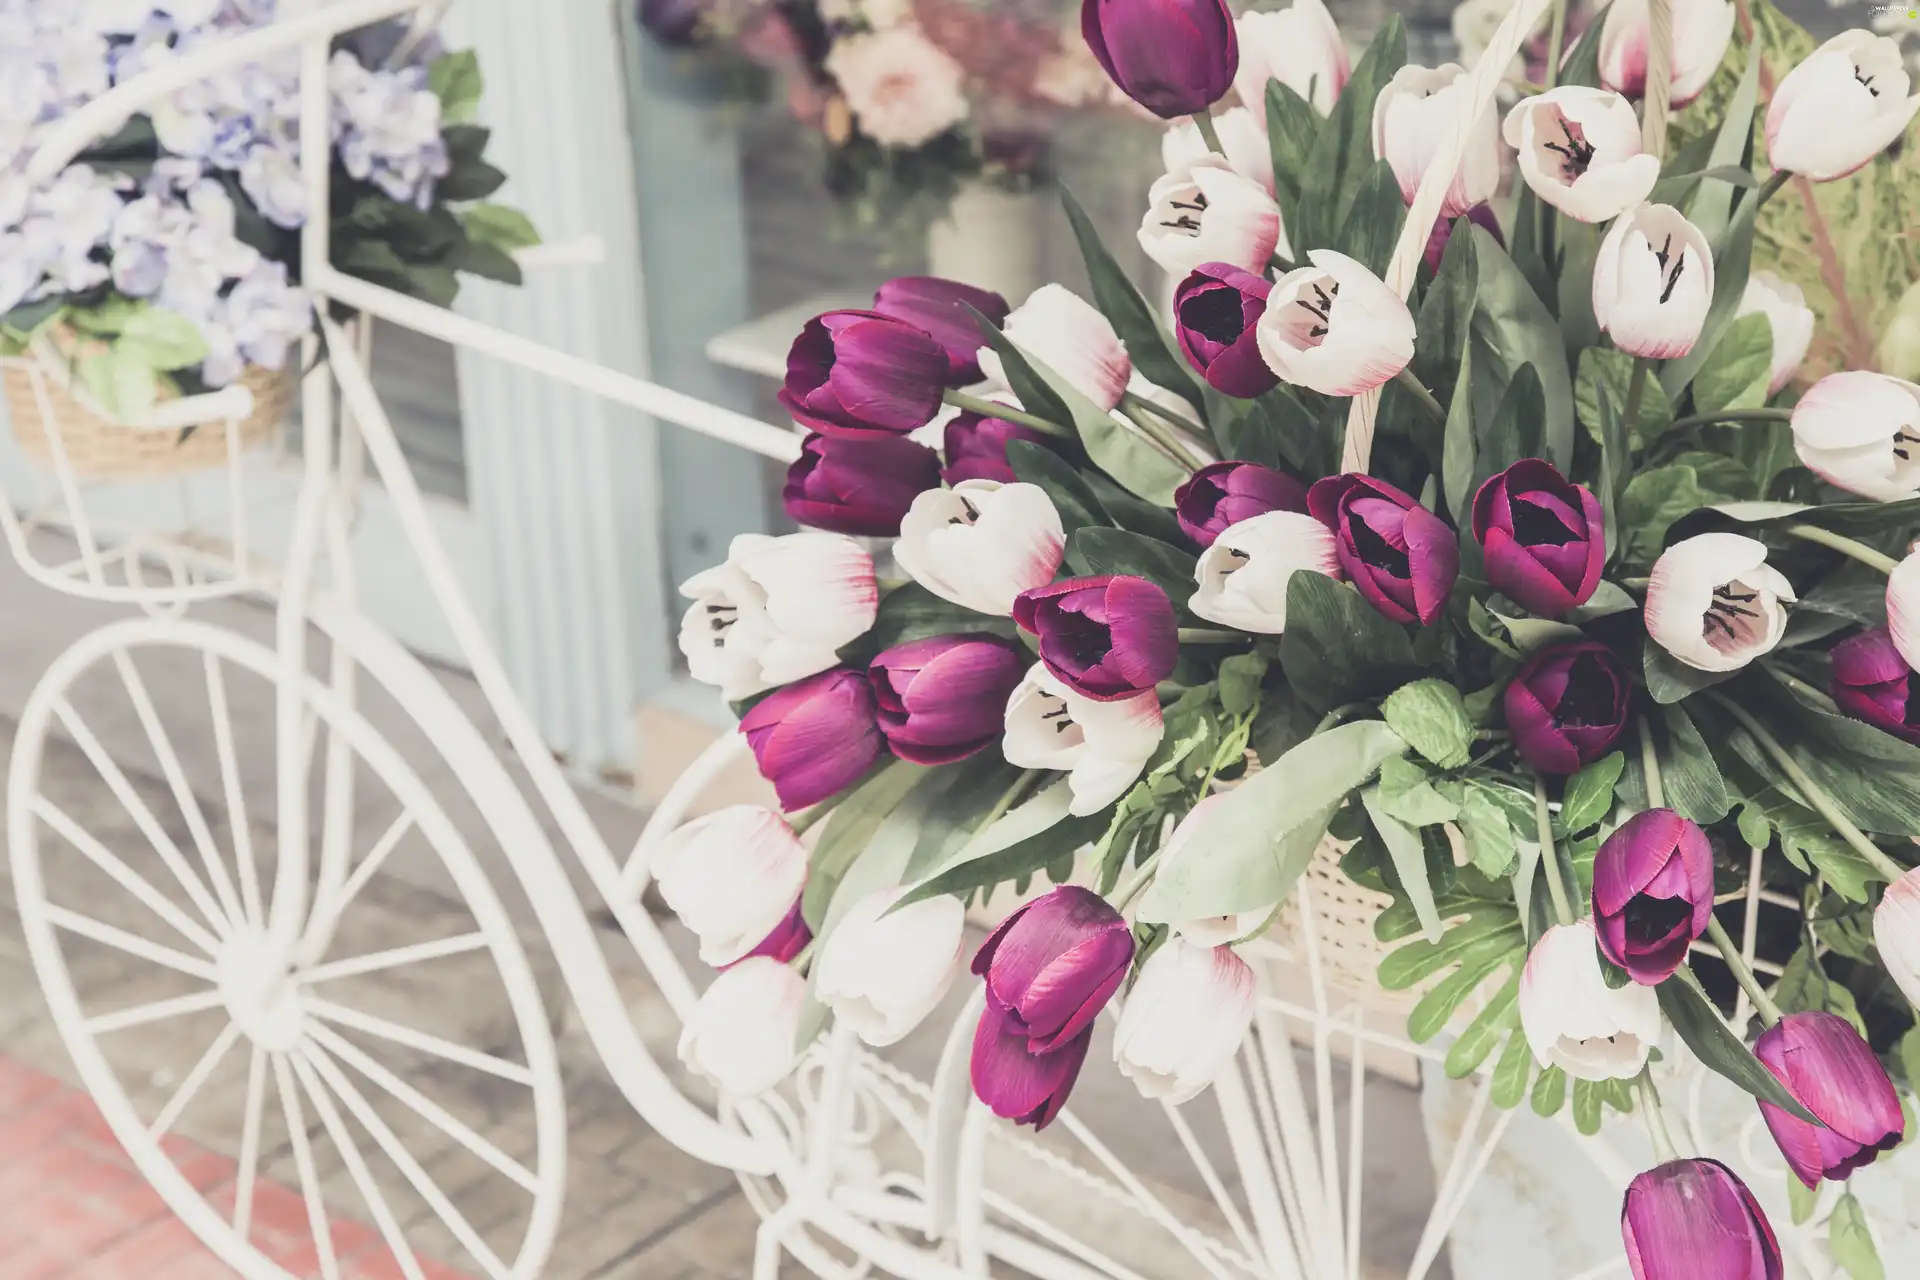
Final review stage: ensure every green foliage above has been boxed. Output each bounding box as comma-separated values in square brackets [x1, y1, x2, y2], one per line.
[1655, 971, 1818, 1122]
[1830, 1191, 1885, 1280]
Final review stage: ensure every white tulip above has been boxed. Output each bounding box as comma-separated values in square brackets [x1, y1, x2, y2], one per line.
[1598, 0, 1735, 108]
[677, 958, 808, 1097]
[1874, 868, 1920, 1011]
[1003, 663, 1164, 815]
[1138, 155, 1284, 279]
[650, 806, 810, 969]
[1518, 919, 1663, 1081]
[894, 480, 1066, 617]
[1255, 249, 1415, 397]
[677, 532, 878, 700]
[1113, 939, 1257, 1104]
[1234, 0, 1349, 118]
[1371, 63, 1502, 217]
[978, 284, 1132, 411]
[1592, 203, 1715, 360]
[814, 888, 967, 1046]
[1645, 533, 1795, 672]
[1789, 371, 1920, 503]
[1887, 551, 1920, 674]
[1736, 271, 1815, 396]
[1162, 106, 1275, 196]
[1766, 30, 1920, 182]
[1155, 795, 1276, 945]
[1503, 87, 1660, 223]
[1190, 511, 1341, 634]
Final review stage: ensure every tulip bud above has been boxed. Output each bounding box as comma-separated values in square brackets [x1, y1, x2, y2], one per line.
[1621, 1158, 1782, 1280]
[1598, 0, 1735, 108]
[1371, 63, 1501, 217]
[1890, 551, 1920, 674]
[678, 532, 878, 700]
[1003, 663, 1165, 815]
[1306, 473, 1459, 626]
[1873, 867, 1920, 1011]
[870, 633, 1028, 763]
[978, 285, 1132, 412]
[1112, 939, 1256, 1104]
[1138, 156, 1283, 281]
[1754, 1011, 1904, 1187]
[1592, 808, 1715, 985]
[739, 668, 887, 810]
[895, 479, 1067, 617]
[1153, 794, 1277, 943]
[1173, 264, 1281, 400]
[1766, 30, 1920, 182]
[779, 309, 951, 438]
[1472, 459, 1606, 617]
[1789, 371, 1920, 503]
[1014, 575, 1179, 702]
[1735, 272, 1814, 396]
[971, 887, 1134, 1128]
[1519, 919, 1662, 1080]
[1503, 87, 1660, 223]
[942, 400, 1070, 485]
[872, 275, 1009, 386]
[1191, 510, 1342, 634]
[783, 433, 942, 537]
[1504, 641, 1631, 776]
[1162, 106, 1273, 195]
[815, 888, 967, 1047]
[1082, 0, 1238, 119]
[1256, 250, 1416, 397]
[1645, 533, 1794, 672]
[1594, 203, 1715, 360]
[1829, 627, 1920, 744]
[1233, 0, 1348, 118]
[1175, 459, 1308, 546]
[649, 806, 811, 968]
[678, 958, 808, 1097]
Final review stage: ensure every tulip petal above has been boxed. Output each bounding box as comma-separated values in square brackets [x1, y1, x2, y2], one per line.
[971, 1001, 1090, 1127]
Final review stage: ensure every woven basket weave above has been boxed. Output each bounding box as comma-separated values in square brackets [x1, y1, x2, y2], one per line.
[2, 353, 290, 479]
[1272, 836, 1420, 1017]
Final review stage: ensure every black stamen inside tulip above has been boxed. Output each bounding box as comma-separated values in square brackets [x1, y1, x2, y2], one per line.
[1161, 194, 1209, 236]
[1544, 119, 1597, 179]
[1856, 67, 1879, 96]
[1894, 429, 1920, 461]
[1511, 499, 1580, 547]
[707, 603, 737, 635]
[1659, 245, 1685, 303]
[1184, 288, 1248, 344]
[1704, 584, 1760, 640]
[1220, 547, 1251, 578]
[1348, 516, 1410, 579]
[949, 495, 980, 527]
[1053, 613, 1115, 669]
[1038, 693, 1077, 735]
[1295, 281, 1338, 335]
[1624, 894, 1691, 947]
[1555, 653, 1618, 727]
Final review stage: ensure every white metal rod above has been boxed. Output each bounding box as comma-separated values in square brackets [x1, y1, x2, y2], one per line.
[32, 795, 223, 957]
[1214, 1056, 1304, 1280]
[203, 653, 264, 929]
[297, 931, 490, 985]
[1254, 1002, 1339, 1275]
[1056, 1110, 1240, 1280]
[291, 1051, 429, 1280]
[41, 904, 218, 981]
[1296, 886, 1347, 1269]
[309, 810, 415, 951]
[232, 1044, 267, 1238]
[304, 997, 536, 1085]
[274, 1051, 343, 1280]
[1163, 1098, 1264, 1270]
[146, 1021, 240, 1141]
[1344, 1007, 1366, 1280]
[85, 989, 226, 1036]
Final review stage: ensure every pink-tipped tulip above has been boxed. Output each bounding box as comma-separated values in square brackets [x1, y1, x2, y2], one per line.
[1306, 473, 1459, 626]
[1621, 1158, 1782, 1279]
[1592, 808, 1715, 985]
[1755, 1011, 1904, 1187]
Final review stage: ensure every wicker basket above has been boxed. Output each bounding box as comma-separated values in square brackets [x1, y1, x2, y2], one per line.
[1272, 835, 1421, 1017]
[2, 353, 291, 479]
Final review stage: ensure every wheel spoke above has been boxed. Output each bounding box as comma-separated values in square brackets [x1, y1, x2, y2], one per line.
[233, 1045, 267, 1239]
[85, 988, 225, 1036]
[33, 797, 223, 956]
[50, 700, 231, 938]
[274, 1051, 342, 1280]
[305, 811, 413, 953]
[41, 904, 218, 981]
[204, 652, 264, 928]
[299, 932, 490, 986]
[304, 998, 534, 1086]
[306, 1022, 539, 1195]
[291, 1050, 428, 1280]
[148, 1022, 241, 1141]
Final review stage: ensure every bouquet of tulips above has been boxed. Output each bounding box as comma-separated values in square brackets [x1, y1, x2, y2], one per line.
[659, 0, 1920, 1271]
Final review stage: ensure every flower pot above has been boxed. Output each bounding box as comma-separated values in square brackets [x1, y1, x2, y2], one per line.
[927, 181, 1045, 304]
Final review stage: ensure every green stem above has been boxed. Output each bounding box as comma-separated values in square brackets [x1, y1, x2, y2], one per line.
[1702, 915, 1783, 1026]
[1120, 391, 1207, 463]
[1111, 848, 1165, 912]
[1543, 0, 1568, 91]
[1634, 1067, 1680, 1161]
[1763, 662, 1841, 715]
[1666, 407, 1793, 432]
[1754, 168, 1792, 211]
[787, 938, 817, 973]
[1270, 252, 1296, 274]
[977, 769, 1043, 836]
[1178, 627, 1251, 645]
[1192, 111, 1225, 156]
[1313, 702, 1371, 736]
[1122, 389, 1211, 447]
[1535, 778, 1577, 927]
[1782, 523, 1900, 575]
[1391, 368, 1448, 428]
[1637, 716, 1666, 810]
[1622, 357, 1653, 439]
[1704, 692, 1910, 884]
[942, 389, 1072, 439]
[1119, 400, 1202, 472]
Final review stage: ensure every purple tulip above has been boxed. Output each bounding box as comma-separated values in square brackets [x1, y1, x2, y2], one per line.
[778, 309, 950, 439]
[1175, 459, 1308, 547]
[869, 634, 1028, 764]
[1423, 203, 1504, 273]
[1306, 474, 1460, 626]
[971, 886, 1134, 1129]
[1014, 575, 1179, 702]
[1755, 1011, 1904, 1187]
[1081, 0, 1238, 119]
[637, 0, 710, 45]
[872, 275, 1009, 386]
[1830, 626, 1920, 744]
[739, 669, 887, 810]
[1621, 1158, 1782, 1280]
[1592, 809, 1715, 985]
[942, 409, 1068, 485]
[1472, 459, 1606, 617]
[1504, 641, 1631, 776]
[783, 433, 941, 537]
[1173, 263, 1278, 399]
[732, 899, 813, 968]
